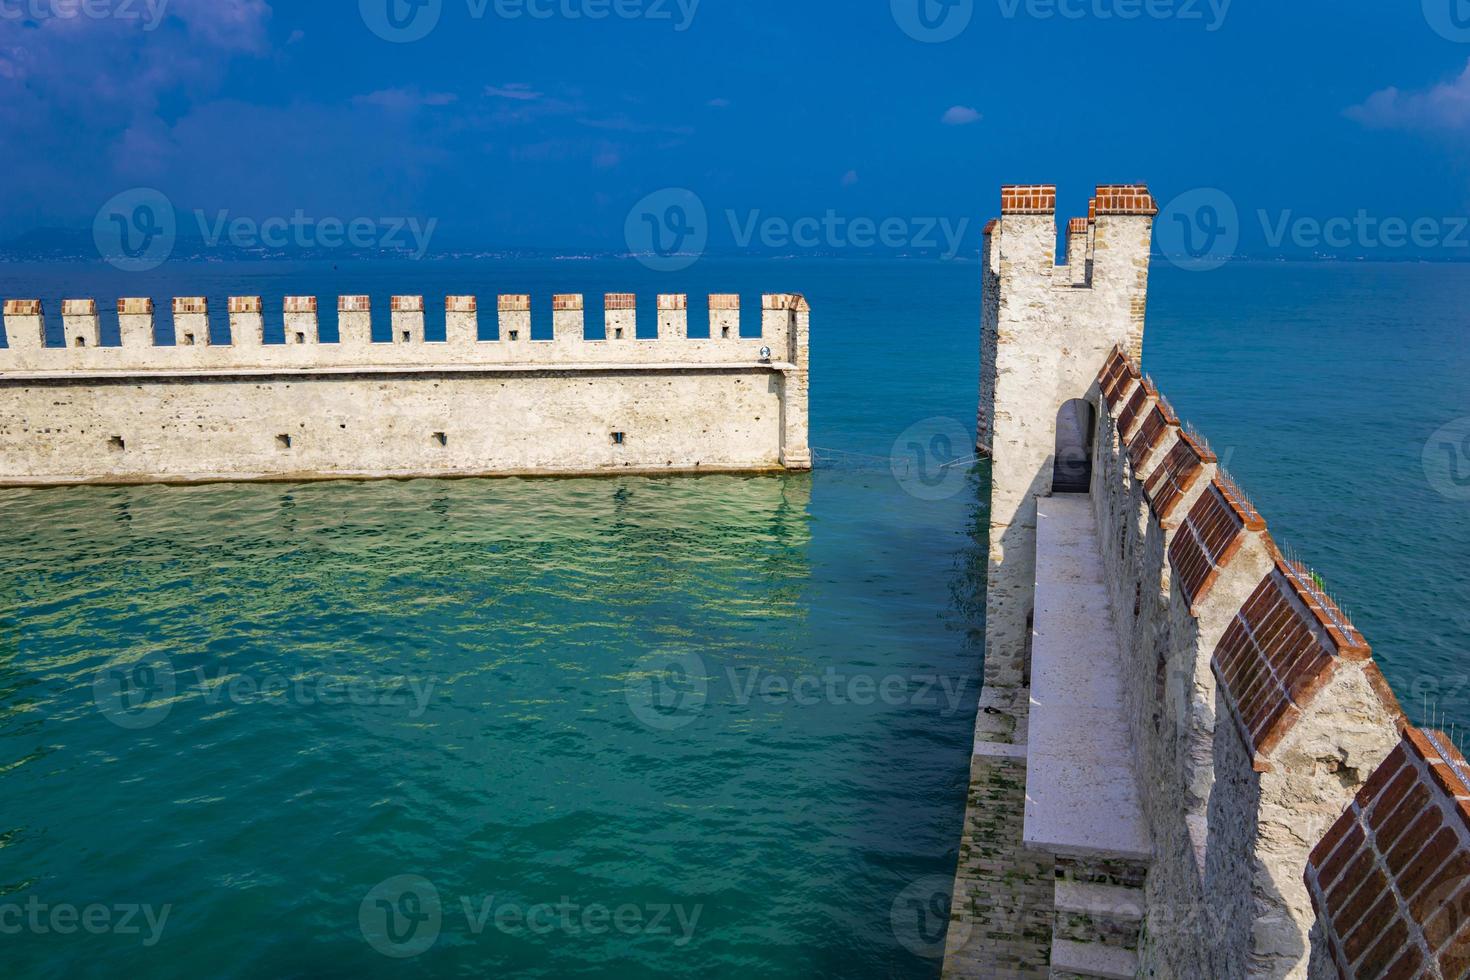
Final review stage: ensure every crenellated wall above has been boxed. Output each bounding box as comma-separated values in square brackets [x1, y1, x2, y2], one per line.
[1088, 345, 1406, 978]
[0, 292, 812, 484]
[1305, 726, 1470, 978]
[965, 181, 1465, 980]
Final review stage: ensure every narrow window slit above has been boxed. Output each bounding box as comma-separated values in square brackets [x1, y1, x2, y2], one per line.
[276, 434, 292, 450]
[433, 432, 447, 447]
[611, 431, 626, 446]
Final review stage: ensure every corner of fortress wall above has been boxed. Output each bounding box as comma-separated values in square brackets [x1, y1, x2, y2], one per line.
[960, 183, 1460, 979]
[0, 293, 811, 484]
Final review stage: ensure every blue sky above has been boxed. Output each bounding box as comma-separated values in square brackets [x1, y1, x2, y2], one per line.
[2, 0, 1469, 257]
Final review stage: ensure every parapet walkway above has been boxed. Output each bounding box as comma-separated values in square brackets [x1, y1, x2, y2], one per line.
[1025, 495, 1149, 864]
[944, 494, 1150, 980]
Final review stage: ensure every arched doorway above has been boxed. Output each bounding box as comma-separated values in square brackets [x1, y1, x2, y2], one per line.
[1053, 399, 1095, 494]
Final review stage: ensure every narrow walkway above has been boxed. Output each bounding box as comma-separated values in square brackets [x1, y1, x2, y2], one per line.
[943, 494, 1150, 978]
[1024, 496, 1149, 863]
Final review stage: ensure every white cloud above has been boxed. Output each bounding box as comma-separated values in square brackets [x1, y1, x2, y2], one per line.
[1346, 59, 1470, 130]
[707, 98, 731, 108]
[485, 83, 544, 102]
[941, 105, 981, 126]
[841, 170, 859, 186]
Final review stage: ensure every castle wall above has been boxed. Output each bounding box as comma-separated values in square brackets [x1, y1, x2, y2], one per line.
[966, 180, 1451, 980]
[1086, 347, 1406, 979]
[0, 293, 811, 485]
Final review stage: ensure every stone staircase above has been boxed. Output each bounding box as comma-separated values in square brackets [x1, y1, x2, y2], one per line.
[1047, 874, 1145, 979]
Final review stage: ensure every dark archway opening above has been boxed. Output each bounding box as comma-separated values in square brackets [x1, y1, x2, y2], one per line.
[1053, 398, 1095, 494]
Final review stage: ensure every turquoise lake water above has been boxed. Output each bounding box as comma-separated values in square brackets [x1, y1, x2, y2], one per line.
[0, 258, 1466, 977]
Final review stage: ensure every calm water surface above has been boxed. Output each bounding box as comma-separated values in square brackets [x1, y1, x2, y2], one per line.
[0, 258, 1465, 977]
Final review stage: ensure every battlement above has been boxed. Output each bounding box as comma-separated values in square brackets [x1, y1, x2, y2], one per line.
[1306, 727, 1470, 977]
[0, 292, 807, 374]
[0, 291, 812, 485]
[978, 183, 1155, 466]
[1083, 345, 1406, 977]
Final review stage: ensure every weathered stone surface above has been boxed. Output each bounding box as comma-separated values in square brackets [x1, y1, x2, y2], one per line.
[0, 294, 811, 484]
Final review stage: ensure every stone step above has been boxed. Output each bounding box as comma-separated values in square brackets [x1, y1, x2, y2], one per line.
[1049, 937, 1139, 979]
[1052, 879, 1145, 951]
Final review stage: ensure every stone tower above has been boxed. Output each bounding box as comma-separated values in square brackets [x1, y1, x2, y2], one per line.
[976, 184, 1157, 694]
